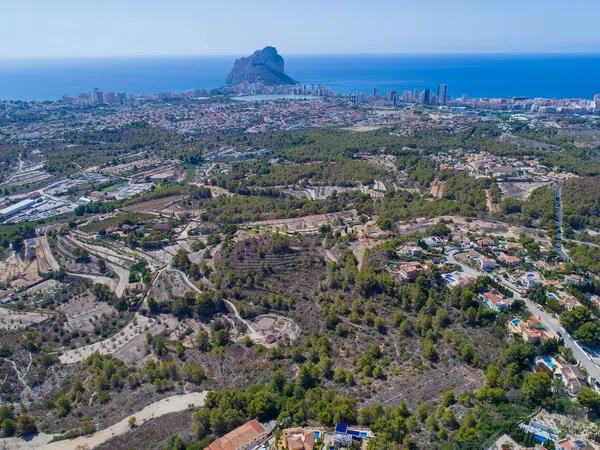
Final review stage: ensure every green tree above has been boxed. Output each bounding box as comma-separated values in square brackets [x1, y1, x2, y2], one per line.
[423, 337, 438, 361]
[560, 306, 592, 333]
[520, 372, 552, 406]
[574, 322, 600, 347]
[577, 387, 600, 414]
[54, 395, 72, 417]
[196, 331, 211, 352]
[16, 415, 37, 437]
[0, 406, 15, 437]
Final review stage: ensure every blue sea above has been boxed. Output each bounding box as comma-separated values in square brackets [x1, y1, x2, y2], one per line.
[0, 54, 599, 101]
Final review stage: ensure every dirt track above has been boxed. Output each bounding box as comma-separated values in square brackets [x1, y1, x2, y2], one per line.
[36, 236, 60, 273]
[0, 391, 208, 450]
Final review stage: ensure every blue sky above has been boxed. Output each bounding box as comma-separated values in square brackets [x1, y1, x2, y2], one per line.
[2, 0, 600, 58]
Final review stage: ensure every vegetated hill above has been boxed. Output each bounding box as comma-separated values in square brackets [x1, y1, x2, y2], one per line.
[563, 175, 600, 232]
[498, 184, 556, 230]
[213, 159, 390, 188]
[215, 233, 506, 408]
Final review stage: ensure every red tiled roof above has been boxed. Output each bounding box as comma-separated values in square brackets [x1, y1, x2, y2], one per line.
[483, 291, 503, 304]
[206, 420, 266, 450]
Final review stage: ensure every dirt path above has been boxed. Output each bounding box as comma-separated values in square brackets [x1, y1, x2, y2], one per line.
[141, 264, 169, 309]
[176, 269, 260, 340]
[0, 392, 208, 450]
[349, 239, 379, 270]
[485, 189, 500, 214]
[109, 263, 129, 298]
[36, 236, 60, 273]
[61, 237, 130, 297]
[321, 237, 339, 264]
[66, 236, 135, 268]
[3, 353, 33, 396]
[66, 272, 116, 290]
[223, 299, 260, 340]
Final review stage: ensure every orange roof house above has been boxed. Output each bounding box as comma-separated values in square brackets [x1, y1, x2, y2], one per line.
[206, 419, 267, 450]
[283, 428, 315, 450]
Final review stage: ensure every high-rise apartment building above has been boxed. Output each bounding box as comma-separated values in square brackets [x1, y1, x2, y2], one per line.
[437, 84, 448, 105]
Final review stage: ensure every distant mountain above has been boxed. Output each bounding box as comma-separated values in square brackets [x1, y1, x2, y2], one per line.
[225, 46, 297, 87]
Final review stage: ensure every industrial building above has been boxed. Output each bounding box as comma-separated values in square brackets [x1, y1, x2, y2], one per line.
[0, 198, 37, 219]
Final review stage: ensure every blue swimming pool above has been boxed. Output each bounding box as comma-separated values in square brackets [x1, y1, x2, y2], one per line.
[512, 318, 522, 326]
[546, 292, 559, 301]
[542, 356, 556, 369]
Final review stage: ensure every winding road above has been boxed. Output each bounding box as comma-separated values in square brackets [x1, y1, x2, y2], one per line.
[177, 269, 260, 339]
[446, 248, 600, 383]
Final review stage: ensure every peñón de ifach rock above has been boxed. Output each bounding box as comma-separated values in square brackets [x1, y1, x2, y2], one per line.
[225, 46, 296, 87]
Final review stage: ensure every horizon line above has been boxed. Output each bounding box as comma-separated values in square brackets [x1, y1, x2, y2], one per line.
[2, 50, 600, 61]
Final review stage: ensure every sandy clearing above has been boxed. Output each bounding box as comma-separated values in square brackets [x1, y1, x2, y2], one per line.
[0, 392, 208, 450]
[1, 254, 42, 290]
[499, 181, 551, 200]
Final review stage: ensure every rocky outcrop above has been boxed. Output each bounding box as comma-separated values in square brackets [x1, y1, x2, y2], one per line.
[225, 46, 296, 87]
[430, 178, 446, 198]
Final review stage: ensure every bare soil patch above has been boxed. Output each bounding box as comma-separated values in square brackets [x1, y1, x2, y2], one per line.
[123, 195, 185, 214]
[148, 269, 194, 303]
[56, 291, 117, 333]
[0, 306, 50, 330]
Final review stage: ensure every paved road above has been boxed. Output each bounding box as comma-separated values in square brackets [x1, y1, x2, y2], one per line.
[554, 181, 570, 262]
[445, 248, 600, 383]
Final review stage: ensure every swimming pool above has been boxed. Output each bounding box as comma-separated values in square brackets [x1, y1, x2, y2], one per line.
[542, 356, 556, 369]
[546, 292, 559, 301]
[512, 318, 522, 326]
